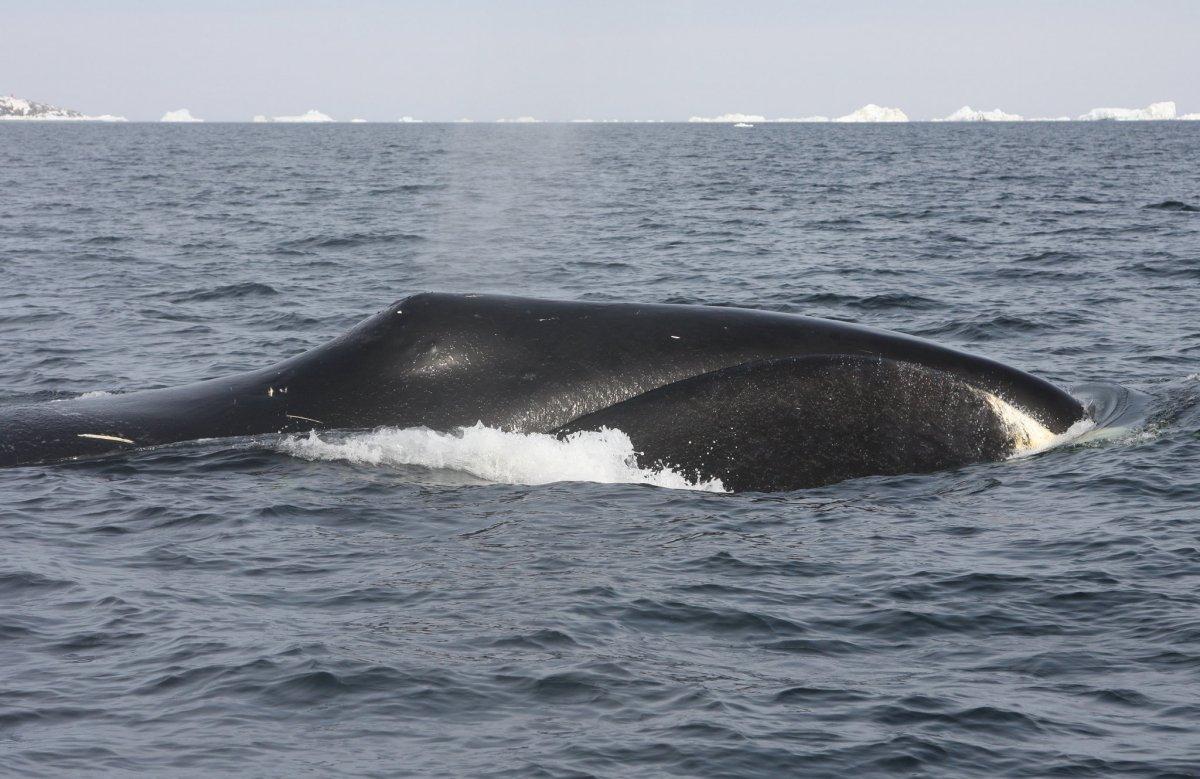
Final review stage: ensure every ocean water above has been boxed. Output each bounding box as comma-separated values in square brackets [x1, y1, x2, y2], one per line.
[1, 122, 1198, 777]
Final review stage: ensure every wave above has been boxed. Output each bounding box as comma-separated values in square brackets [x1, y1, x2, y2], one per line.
[276, 232, 425, 250]
[278, 423, 727, 492]
[77, 390, 113, 401]
[166, 282, 279, 302]
[1144, 200, 1199, 212]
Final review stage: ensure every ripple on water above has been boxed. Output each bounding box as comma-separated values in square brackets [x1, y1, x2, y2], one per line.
[1, 122, 1199, 777]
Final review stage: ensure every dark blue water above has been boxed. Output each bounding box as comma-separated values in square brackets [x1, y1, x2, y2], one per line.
[2, 123, 1199, 777]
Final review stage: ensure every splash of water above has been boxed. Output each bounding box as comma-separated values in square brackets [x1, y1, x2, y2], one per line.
[279, 423, 727, 492]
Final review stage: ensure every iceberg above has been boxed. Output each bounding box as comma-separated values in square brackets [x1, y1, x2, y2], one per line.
[835, 104, 908, 122]
[1027, 116, 1071, 122]
[939, 105, 1022, 122]
[248, 110, 335, 123]
[160, 108, 203, 122]
[350, 118, 367, 123]
[1177, 113, 1200, 121]
[271, 109, 335, 123]
[1078, 101, 1175, 121]
[397, 116, 423, 123]
[0, 94, 125, 121]
[688, 113, 767, 123]
[774, 116, 830, 123]
[496, 116, 541, 123]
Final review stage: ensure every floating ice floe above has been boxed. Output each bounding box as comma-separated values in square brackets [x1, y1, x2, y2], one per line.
[938, 105, 1022, 122]
[0, 95, 126, 121]
[160, 108, 203, 122]
[688, 113, 767, 123]
[1078, 101, 1175, 121]
[835, 104, 908, 122]
[270, 109, 336, 123]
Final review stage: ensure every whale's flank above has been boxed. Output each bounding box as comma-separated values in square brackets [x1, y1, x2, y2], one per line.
[0, 293, 1084, 489]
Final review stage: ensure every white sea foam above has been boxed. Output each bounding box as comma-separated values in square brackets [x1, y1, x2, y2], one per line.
[835, 104, 908, 123]
[279, 422, 726, 492]
[1078, 101, 1175, 121]
[688, 113, 767, 123]
[939, 105, 1022, 122]
[160, 108, 203, 122]
[52, 390, 114, 403]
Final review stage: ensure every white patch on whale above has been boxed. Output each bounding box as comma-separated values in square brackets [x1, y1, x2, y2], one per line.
[279, 422, 726, 492]
[77, 433, 134, 444]
[982, 391, 1095, 457]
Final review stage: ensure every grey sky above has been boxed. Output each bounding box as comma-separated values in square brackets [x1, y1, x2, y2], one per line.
[3, 0, 1198, 121]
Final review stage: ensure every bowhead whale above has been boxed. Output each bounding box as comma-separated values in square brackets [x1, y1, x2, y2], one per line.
[0, 293, 1083, 490]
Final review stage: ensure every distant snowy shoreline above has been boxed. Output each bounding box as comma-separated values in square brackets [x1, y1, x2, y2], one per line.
[5, 95, 1199, 124]
[0, 95, 125, 121]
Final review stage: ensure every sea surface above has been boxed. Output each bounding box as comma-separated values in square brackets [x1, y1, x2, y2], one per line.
[1, 122, 1198, 777]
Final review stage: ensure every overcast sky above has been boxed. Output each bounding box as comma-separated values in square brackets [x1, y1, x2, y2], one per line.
[3, 0, 1198, 121]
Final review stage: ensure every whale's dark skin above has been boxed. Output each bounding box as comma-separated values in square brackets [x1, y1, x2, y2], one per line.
[0, 293, 1084, 490]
